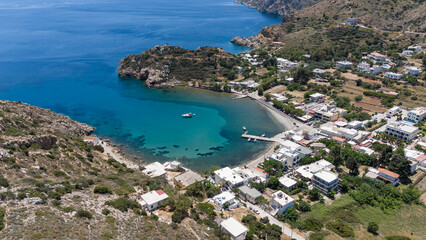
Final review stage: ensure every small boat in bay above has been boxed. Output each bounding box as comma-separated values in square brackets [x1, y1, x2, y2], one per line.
[247, 138, 251, 142]
[182, 113, 193, 118]
[243, 126, 246, 131]
[254, 139, 257, 142]
[261, 133, 265, 137]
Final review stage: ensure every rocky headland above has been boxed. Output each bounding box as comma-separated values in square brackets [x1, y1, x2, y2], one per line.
[117, 44, 241, 88]
[235, 0, 320, 16]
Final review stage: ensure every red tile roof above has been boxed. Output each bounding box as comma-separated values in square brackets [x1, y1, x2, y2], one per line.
[331, 136, 346, 143]
[156, 190, 166, 195]
[417, 154, 426, 162]
[354, 145, 361, 149]
[378, 168, 400, 179]
[84, 136, 97, 141]
[378, 175, 397, 183]
[251, 166, 268, 175]
[370, 52, 386, 57]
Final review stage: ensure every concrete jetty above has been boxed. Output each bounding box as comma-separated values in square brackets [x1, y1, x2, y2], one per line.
[242, 132, 287, 145]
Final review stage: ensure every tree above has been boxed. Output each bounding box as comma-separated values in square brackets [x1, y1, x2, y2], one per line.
[265, 93, 272, 101]
[354, 95, 363, 101]
[267, 177, 281, 190]
[296, 200, 311, 212]
[258, 85, 264, 96]
[368, 222, 379, 234]
[277, 207, 299, 223]
[291, 67, 312, 85]
[328, 189, 336, 199]
[389, 148, 411, 178]
[346, 156, 359, 176]
[330, 145, 343, 168]
[308, 188, 320, 201]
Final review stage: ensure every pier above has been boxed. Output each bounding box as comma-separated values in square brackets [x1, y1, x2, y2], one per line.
[241, 132, 287, 145]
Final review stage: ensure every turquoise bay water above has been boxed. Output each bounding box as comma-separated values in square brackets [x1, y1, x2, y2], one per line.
[0, 0, 283, 170]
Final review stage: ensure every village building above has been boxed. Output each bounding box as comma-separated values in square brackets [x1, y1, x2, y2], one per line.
[269, 140, 312, 167]
[404, 66, 422, 75]
[173, 170, 204, 189]
[367, 52, 388, 63]
[385, 122, 418, 141]
[214, 167, 245, 189]
[250, 166, 269, 181]
[312, 170, 339, 194]
[407, 107, 426, 123]
[270, 191, 294, 216]
[142, 162, 167, 178]
[220, 217, 248, 240]
[279, 176, 297, 191]
[378, 168, 400, 186]
[310, 93, 325, 103]
[83, 136, 100, 145]
[313, 68, 327, 76]
[407, 45, 422, 52]
[402, 50, 414, 56]
[384, 71, 403, 80]
[277, 58, 300, 69]
[163, 160, 182, 169]
[336, 61, 353, 69]
[212, 191, 238, 209]
[237, 186, 262, 204]
[140, 190, 169, 211]
[296, 159, 335, 180]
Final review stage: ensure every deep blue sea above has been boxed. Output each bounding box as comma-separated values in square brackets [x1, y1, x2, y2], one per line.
[0, 0, 284, 170]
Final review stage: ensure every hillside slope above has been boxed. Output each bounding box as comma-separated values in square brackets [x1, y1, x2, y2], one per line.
[233, 0, 426, 48]
[0, 101, 203, 239]
[235, 0, 321, 16]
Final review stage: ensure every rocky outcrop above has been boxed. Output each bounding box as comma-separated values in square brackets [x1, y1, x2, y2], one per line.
[235, 0, 321, 16]
[0, 101, 94, 138]
[232, 23, 286, 48]
[3, 135, 57, 150]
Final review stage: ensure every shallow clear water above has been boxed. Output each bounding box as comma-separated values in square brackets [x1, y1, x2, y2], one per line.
[0, 0, 283, 170]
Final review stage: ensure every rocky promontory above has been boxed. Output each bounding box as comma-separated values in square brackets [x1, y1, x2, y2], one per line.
[117, 44, 241, 88]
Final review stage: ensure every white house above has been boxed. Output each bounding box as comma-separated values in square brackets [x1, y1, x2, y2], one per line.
[83, 136, 100, 145]
[357, 61, 370, 72]
[367, 52, 388, 63]
[408, 107, 426, 123]
[405, 66, 422, 75]
[270, 191, 294, 216]
[312, 170, 339, 194]
[385, 122, 418, 141]
[140, 190, 169, 211]
[296, 159, 335, 180]
[277, 58, 300, 69]
[408, 45, 422, 52]
[347, 120, 363, 129]
[142, 162, 167, 178]
[387, 106, 401, 117]
[310, 93, 325, 103]
[212, 191, 237, 208]
[214, 167, 245, 189]
[336, 61, 353, 69]
[313, 68, 327, 76]
[402, 50, 414, 56]
[220, 217, 248, 240]
[279, 176, 297, 191]
[384, 72, 403, 80]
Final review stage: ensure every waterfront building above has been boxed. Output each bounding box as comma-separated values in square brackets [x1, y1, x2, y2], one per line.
[237, 186, 262, 204]
[173, 170, 204, 189]
[142, 162, 167, 178]
[279, 176, 297, 191]
[212, 191, 238, 208]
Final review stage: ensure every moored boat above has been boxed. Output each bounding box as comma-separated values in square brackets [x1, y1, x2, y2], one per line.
[182, 113, 193, 118]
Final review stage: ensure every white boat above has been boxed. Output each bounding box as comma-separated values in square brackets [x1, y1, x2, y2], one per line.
[243, 126, 246, 131]
[254, 139, 257, 142]
[261, 133, 265, 137]
[247, 138, 251, 142]
[182, 113, 193, 118]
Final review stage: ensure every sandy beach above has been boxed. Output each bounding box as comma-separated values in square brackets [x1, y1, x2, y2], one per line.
[100, 140, 142, 169]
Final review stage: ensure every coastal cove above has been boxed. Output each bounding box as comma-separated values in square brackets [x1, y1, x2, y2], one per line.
[0, 0, 283, 170]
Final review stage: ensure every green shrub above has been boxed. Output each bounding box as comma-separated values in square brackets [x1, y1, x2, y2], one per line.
[0, 208, 5, 230]
[309, 231, 329, 240]
[305, 218, 323, 231]
[105, 198, 141, 212]
[75, 209, 92, 219]
[325, 220, 354, 237]
[197, 203, 216, 217]
[93, 145, 104, 152]
[94, 185, 112, 194]
[172, 211, 187, 223]
[63, 206, 74, 213]
[102, 208, 111, 215]
[53, 170, 67, 178]
[368, 221, 379, 234]
[51, 199, 61, 206]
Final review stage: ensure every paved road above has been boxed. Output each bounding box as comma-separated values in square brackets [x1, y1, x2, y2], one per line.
[242, 200, 306, 240]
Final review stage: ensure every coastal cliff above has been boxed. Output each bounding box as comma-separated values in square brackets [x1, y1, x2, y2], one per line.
[235, 0, 321, 16]
[117, 44, 241, 88]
